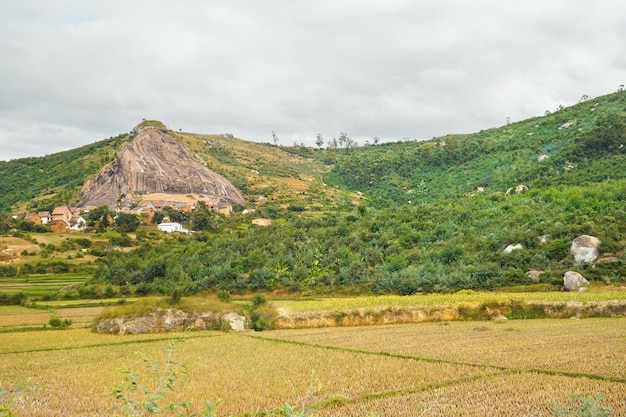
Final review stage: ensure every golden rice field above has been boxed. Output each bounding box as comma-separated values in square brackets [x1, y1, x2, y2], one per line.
[273, 286, 626, 314]
[1, 317, 625, 416]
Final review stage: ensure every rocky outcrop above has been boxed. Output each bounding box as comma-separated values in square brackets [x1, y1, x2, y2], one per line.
[505, 185, 529, 195]
[526, 270, 543, 281]
[95, 308, 247, 334]
[563, 271, 589, 291]
[80, 125, 245, 208]
[503, 243, 523, 254]
[571, 235, 601, 264]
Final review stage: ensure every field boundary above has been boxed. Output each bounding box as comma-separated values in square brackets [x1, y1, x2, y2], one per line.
[246, 333, 626, 384]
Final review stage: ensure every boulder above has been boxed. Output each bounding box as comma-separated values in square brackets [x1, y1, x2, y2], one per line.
[505, 185, 528, 195]
[537, 154, 549, 162]
[570, 235, 600, 264]
[222, 312, 247, 332]
[563, 271, 589, 291]
[526, 270, 543, 281]
[515, 185, 529, 194]
[503, 243, 523, 254]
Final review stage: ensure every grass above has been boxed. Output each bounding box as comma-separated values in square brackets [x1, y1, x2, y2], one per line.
[0, 273, 89, 296]
[273, 287, 626, 314]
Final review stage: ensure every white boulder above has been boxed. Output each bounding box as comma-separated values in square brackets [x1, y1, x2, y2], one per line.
[504, 244, 523, 254]
[563, 271, 589, 291]
[571, 235, 601, 264]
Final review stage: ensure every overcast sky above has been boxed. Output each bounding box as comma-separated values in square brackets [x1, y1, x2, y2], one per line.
[1, 1, 624, 161]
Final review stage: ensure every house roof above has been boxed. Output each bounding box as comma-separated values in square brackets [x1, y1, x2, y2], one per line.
[52, 206, 71, 215]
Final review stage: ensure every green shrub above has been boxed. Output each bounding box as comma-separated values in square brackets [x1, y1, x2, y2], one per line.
[216, 290, 231, 303]
[551, 392, 612, 416]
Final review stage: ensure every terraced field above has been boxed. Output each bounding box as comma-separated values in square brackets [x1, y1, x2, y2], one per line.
[1, 318, 624, 416]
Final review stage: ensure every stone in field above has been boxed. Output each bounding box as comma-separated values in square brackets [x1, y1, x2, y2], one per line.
[563, 271, 589, 291]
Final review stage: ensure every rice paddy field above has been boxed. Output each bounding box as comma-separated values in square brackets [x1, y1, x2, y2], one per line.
[1, 312, 625, 415]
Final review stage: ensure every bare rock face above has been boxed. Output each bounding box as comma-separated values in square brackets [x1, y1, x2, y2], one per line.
[80, 126, 245, 208]
[563, 271, 589, 291]
[95, 308, 247, 334]
[571, 235, 601, 265]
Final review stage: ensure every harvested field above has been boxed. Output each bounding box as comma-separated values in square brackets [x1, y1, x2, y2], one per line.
[1, 317, 625, 416]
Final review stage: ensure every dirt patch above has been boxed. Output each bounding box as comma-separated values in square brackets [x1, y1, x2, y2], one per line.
[279, 178, 309, 190]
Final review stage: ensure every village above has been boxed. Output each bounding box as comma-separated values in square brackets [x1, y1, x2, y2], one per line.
[18, 197, 271, 234]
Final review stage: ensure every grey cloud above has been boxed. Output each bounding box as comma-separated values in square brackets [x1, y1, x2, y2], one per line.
[1, 1, 624, 160]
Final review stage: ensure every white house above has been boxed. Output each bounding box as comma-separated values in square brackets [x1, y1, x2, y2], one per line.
[68, 215, 87, 231]
[157, 222, 189, 234]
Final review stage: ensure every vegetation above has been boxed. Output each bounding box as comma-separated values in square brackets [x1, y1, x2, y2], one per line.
[0, 134, 128, 214]
[0, 90, 625, 298]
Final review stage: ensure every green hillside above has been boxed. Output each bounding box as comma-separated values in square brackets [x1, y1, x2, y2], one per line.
[0, 134, 129, 214]
[325, 91, 626, 205]
[0, 91, 624, 297]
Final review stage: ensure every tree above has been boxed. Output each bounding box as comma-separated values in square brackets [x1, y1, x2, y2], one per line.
[338, 132, 349, 148]
[315, 133, 324, 149]
[327, 137, 338, 150]
[86, 206, 115, 231]
[272, 130, 279, 146]
[115, 212, 141, 233]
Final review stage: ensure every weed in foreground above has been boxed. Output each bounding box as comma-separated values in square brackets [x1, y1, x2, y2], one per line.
[0, 380, 42, 417]
[550, 392, 612, 417]
[111, 338, 218, 416]
[111, 337, 316, 417]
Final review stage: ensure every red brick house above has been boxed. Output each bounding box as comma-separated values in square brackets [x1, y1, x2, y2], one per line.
[50, 220, 68, 233]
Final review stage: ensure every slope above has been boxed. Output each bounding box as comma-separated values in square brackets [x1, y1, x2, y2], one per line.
[325, 90, 626, 206]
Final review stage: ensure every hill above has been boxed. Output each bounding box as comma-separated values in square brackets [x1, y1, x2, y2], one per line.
[79, 121, 245, 208]
[0, 90, 624, 297]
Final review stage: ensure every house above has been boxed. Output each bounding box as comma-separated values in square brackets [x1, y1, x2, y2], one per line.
[136, 207, 156, 223]
[24, 212, 42, 225]
[38, 211, 52, 224]
[251, 218, 272, 227]
[68, 215, 87, 231]
[175, 202, 193, 213]
[216, 200, 233, 216]
[52, 206, 74, 223]
[157, 222, 189, 234]
[50, 220, 68, 233]
[139, 200, 166, 211]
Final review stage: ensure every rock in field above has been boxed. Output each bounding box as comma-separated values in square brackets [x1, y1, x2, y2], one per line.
[563, 271, 589, 291]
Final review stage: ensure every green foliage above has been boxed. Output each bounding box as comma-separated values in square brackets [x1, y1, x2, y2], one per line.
[48, 316, 72, 328]
[550, 392, 612, 417]
[246, 293, 278, 331]
[0, 293, 26, 306]
[3, 91, 625, 298]
[216, 290, 231, 303]
[0, 380, 42, 417]
[0, 135, 127, 215]
[115, 212, 141, 233]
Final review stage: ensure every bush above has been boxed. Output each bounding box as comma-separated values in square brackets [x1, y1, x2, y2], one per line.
[216, 290, 231, 303]
[551, 392, 612, 416]
[48, 317, 72, 328]
[0, 292, 26, 306]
